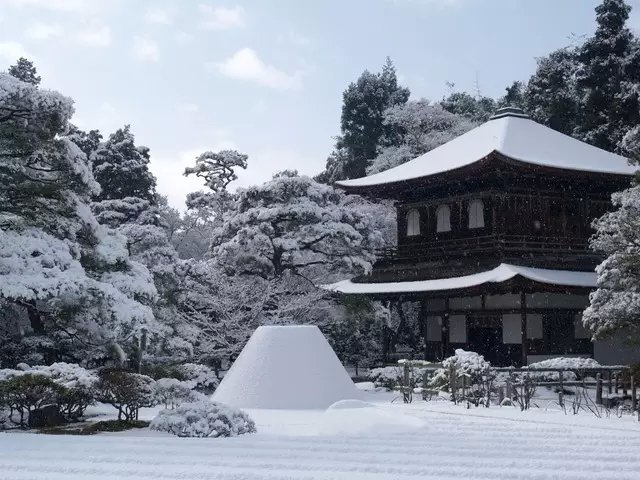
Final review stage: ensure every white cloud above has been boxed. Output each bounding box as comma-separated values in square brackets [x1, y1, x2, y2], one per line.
[100, 101, 117, 114]
[144, 8, 173, 25]
[212, 48, 302, 90]
[175, 31, 194, 45]
[76, 26, 112, 47]
[385, 0, 465, 7]
[6, 0, 97, 12]
[277, 30, 311, 48]
[0, 41, 34, 64]
[25, 21, 63, 40]
[177, 102, 200, 113]
[198, 4, 246, 30]
[132, 35, 160, 62]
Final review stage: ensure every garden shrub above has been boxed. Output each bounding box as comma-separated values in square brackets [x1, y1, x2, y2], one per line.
[96, 369, 156, 421]
[0, 374, 65, 428]
[153, 378, 204, 409]
[144, 363, 219, 394]
[150, 400, 256, 438]
[368, 365, 428, 390]
[32, 363, 98, 419]
[175, 363, 219, 394]
[527, 357, 601, 382]
[430, 349, 495, 406]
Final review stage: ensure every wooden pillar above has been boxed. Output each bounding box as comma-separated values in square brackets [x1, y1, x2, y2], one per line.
[520, 291, 528, 366]
[419, 299, 429, 361]
[441, 298, 450, 360]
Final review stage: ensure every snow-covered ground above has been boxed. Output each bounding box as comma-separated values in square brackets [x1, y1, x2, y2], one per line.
[2, 389, 640, 480]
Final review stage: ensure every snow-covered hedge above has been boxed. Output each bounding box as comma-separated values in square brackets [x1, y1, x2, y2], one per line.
[96, 370, 156, 421]
[0, 363, 98, 420]
[429, 350, 492, 389]
[153, 378, 204, 409]
[175, 363, 219, 394]
[527, 357, 601, 381]
[150, 400, 256, 438]
[368, 365, 428, 390]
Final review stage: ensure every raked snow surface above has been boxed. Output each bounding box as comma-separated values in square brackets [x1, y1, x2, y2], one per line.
[2, 395, 640, 480]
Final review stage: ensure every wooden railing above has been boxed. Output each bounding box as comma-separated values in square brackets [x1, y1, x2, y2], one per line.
[376, 234, 597, 263]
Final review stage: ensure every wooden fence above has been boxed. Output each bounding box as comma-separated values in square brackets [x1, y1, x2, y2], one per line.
[397, 360, 636, 410]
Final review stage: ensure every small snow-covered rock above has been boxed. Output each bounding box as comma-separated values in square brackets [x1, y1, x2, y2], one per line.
[327, 399, 373, 410]
[319, 405, 426, 436]
[355, 381, 375, 391]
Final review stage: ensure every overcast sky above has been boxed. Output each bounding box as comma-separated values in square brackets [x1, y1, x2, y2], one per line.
[1, 0, 639, 210]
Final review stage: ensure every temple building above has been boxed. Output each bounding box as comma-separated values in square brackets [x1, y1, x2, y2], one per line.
[328, 107, 638, 366]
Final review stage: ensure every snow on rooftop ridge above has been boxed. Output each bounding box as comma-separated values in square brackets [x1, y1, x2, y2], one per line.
[324, 263, 597, 295]
[212, 325, 361, 410]
[337, 114, 635, 189]
[489, 106, 530, 120]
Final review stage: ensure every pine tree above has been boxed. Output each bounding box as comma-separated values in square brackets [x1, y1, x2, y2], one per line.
[368, 99, 476, 174]
[524, 47, 580, 136]
[574, 0, 640, 152]
[67, 125, 102, 159]
[319, 58, 410, 182]
[0, 72, 158, 365]
[441, 91, 496, 122]
[583, 181, 640, 342]
[91, 126, 157, 203]
[498, 81, 526, 109]
[8, 58, 41, 86]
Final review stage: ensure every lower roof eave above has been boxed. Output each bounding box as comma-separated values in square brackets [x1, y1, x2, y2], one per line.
[323, 263, 597, 297]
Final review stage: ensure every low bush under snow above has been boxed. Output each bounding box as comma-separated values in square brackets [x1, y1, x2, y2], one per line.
[150, 400, 256, 438]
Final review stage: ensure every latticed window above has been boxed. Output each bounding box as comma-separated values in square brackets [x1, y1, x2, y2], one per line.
[436, 205, 451, 232]
[406, 209, 420, 236]
[468, 199, 485, 229]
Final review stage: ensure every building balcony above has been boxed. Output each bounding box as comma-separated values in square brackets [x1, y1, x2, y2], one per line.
[375, 234, 601, 267]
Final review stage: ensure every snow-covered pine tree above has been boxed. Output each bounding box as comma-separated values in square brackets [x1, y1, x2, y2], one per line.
[171, 149, 249, 261]
[497, 81, 526, 109]
[212, 170, 391, 329]
[583, 178, 640, 342]
[87, 128, 192, 362]
[91, 126, 157, 203]
[7, 58, 40, 86]
[368, 99, 476, 174]
[524, 47, 581, 136]
[574, 0, 640, 153]
[440, 91, 496, 122]
[0, 71, 158, 366]
[318, 58, 410, 182]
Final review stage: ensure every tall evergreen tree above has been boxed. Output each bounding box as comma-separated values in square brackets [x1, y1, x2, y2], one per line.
[0, 72, 158, 365]
[574, 0, 640, 152]
[497, 81, 526, 109]
[319, 58, 409, 182]
[440, 91, 496, 122]
[524, 47, 581, 136]
[8, 58, 41, 86]
[91, 126, 157, 203]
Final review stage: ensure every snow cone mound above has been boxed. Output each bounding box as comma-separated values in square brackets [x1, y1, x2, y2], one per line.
[212, 325, 361, 409]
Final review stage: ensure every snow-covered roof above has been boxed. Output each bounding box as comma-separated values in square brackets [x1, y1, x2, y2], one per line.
[324, 263, 597, 295]
[337, 109, 635, 188]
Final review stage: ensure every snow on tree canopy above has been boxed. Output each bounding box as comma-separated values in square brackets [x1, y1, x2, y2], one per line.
[212, 325, 361, 409]
[214, 172, 385, 280]
[1, 72, 159, 363]
[337, 113, 635, 188]
[0, 228, 86, 301]
[583, 184, 640, 340]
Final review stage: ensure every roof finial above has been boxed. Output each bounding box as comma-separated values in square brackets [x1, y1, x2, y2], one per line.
[489, 107, 530, 121]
